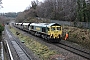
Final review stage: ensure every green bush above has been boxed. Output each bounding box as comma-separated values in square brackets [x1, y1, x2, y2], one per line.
[0, 24, 4, 35]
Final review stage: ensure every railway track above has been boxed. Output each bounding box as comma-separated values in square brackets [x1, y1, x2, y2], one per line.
[5, 26, 32, 60]
[54, 42, 90, 60]
[11, 41, 32, 60]
[14, 25, 90, 60]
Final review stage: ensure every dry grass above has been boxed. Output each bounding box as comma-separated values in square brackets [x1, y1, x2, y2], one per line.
[63, 26, 90, 49]
[10, 27, 59, 60]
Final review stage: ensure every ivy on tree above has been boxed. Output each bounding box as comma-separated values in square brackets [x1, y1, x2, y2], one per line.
[0, 24, 4, 35]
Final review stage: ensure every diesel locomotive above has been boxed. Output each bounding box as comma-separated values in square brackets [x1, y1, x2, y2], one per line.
[15, 23, 62, 42]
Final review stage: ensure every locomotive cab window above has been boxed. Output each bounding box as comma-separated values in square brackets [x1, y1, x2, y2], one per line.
[51, 27, 55, 31]
[57, 27, 61, 30]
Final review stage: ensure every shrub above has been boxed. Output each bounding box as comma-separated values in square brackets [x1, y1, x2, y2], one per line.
[0, 24, 4, 35]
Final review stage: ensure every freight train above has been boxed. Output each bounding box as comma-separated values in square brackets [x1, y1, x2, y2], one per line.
[15, 23, 62, 42]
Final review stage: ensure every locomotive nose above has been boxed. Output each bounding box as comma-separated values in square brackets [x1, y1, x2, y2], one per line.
[54, 31, 59, 38]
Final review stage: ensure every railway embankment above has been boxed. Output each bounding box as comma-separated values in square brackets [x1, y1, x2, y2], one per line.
[63, 26, 90, 49]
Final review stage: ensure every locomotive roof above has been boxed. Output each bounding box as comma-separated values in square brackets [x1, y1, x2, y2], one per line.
[15, 23, 22, 25]
[18, 23, 22, 24]
[15, 23, 18, 24]
[23, 23, 30, 25]
[30, 23, 60, 27]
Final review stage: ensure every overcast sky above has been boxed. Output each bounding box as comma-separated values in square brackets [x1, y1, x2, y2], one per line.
[0, 0, 43, 13]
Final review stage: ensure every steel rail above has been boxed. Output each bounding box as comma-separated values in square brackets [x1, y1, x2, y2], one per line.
[54, 43, 90, 60]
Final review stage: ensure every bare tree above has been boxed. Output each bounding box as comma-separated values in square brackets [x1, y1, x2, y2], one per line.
[0, 0, 3, 24]
[36, 0, 77, 20]
[0, 0, 3, 8]
[20, 0, 77, 22]
[16, 12, 26, 22]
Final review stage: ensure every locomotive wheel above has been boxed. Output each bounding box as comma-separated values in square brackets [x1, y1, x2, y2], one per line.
[41, 35, 44, 39]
